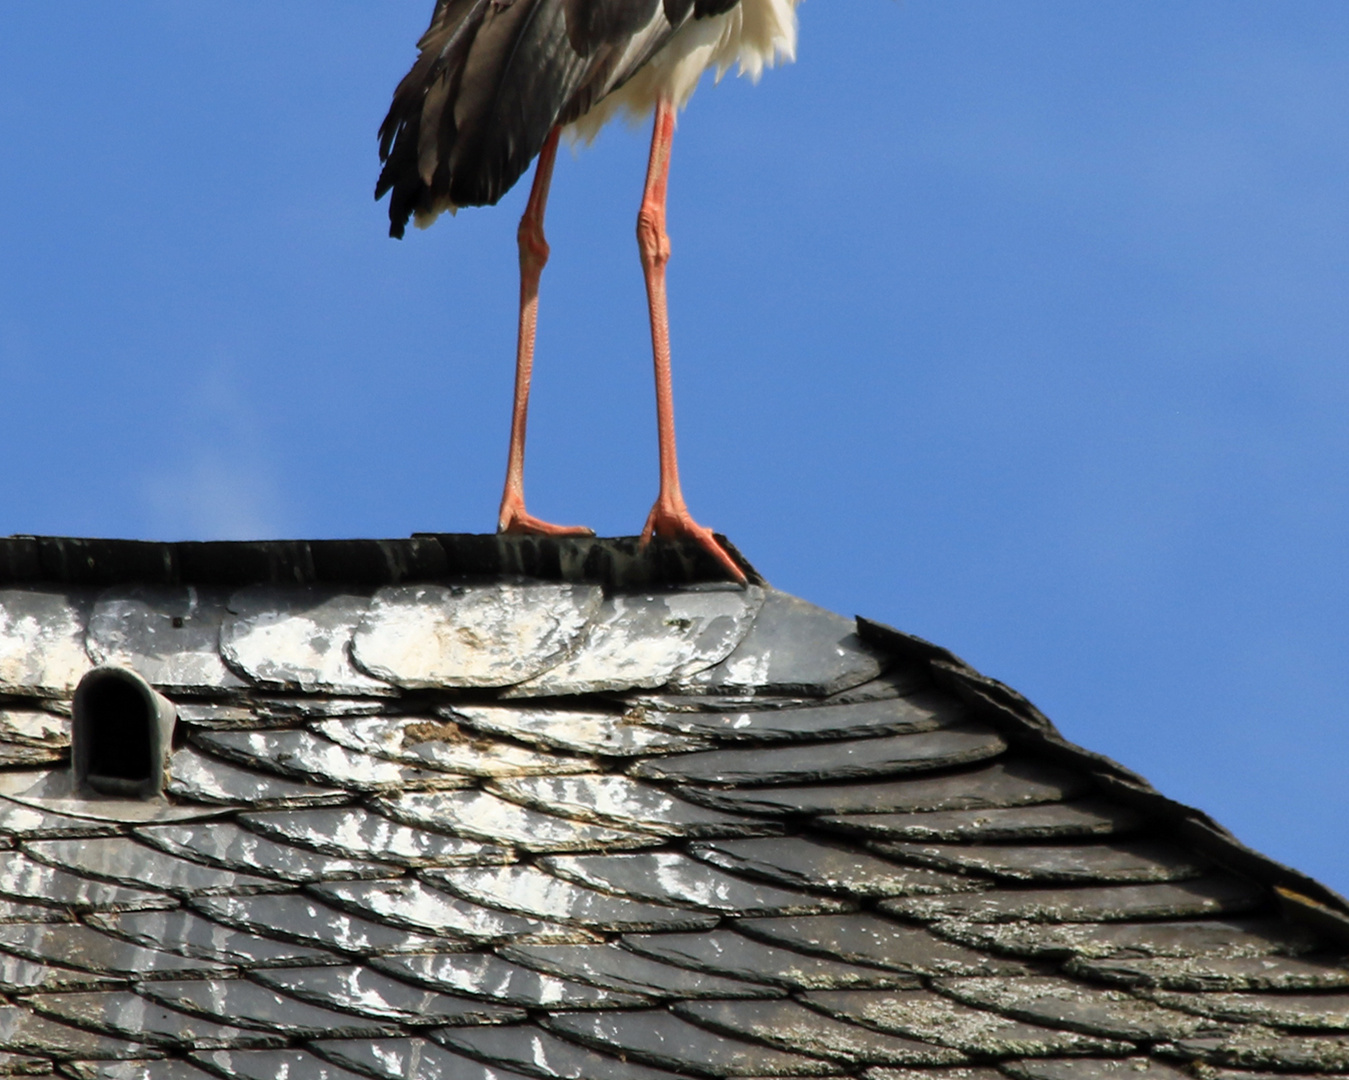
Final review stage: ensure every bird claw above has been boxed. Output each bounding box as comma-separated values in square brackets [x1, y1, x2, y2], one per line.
[498, 499, 594, 538]
[641, 496, 747, 584]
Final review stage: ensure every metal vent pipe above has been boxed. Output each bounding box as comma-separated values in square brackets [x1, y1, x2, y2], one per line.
[72, 666, 177, 800]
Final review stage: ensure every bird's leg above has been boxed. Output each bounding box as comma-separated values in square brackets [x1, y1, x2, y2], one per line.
[498, 126, 594, 537]
[637, 99, 746, 582]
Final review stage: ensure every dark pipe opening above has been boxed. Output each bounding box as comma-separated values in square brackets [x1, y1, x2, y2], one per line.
[82, 677, 153, 783]
[72, 666, 176, 800]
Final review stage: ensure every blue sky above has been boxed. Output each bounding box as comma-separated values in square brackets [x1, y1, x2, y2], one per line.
[2, 3, 1347, 895]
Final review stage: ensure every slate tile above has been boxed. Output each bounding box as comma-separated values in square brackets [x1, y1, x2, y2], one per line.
[934, 977, 1220, 1041]
[621, 931, 920, 990]
[490, 775, 775, 838]
[1168, 1026, 1349, 1072]
[1202, 1071, 1339, 1080]
[646, 693, 965, 744]
[626, 693, 811, 714]
[372, 790, 657, 853]
[238, 806, 509, 868]
[0, 855, 174, 913]
[736, 915, 1030, 977]
[424, 865, 720, 932]
[503, 586, 764, 697]
[0, 954, 111, 994]
[999, 1059, 1191, 1080]
[446, 704, 705, 757]
[0, 709, 68, 750]
[251, 965, 525, 1026]
[0, 745, 67, 768]
[133, 822, 395, 884]
[541, 1008, 844, 1076]
[1142, 988, 1349, 1030]
[0, 1050, 51, 1076]
[350, 583, 602, 689]
[498, 943, 781, 999]
[85, 587, 244, 693]
[0, 1003, 151, 1060]
[22, 839, 279, 899]
[173, 704, 267, 731]
[312, 878, 584, 944]
[0, 802, 114, 843]
[167, 747, 349, 809]
[312, 1037, 534, 1080]
[874, 841, 1205, 885]
[191, 894, 440, 957]
[87, 910, 334, 969]
[189, 1049, 370, 1080]
[675, 998, 965, 1066]
[219, 586, 392, 695]
[434, 1024, 690, 1080]
[673, 588, 884, 697]
[929, 918, 1323, 962]
[312, 716, 595, 777]
[822, 665, 931, 704]
[57, 1060, 213, 1080]
[539, 852, 846, 916]
[631, 726, 1007, 786]
[1067, 953, 1349, 991]
[0, 900, 67, 927]
[188, 730, 450, 793]
[864, 1071, 1001, 1080]
[136, 980, 393, 1039]
[25, 993, 273, 1051]
[370, 953, 649, 1009]
[802, 991, 1132, 1057]
[0, 774, 223, 830]
[678, 759, 1087, 817]
[0, 590, 94, 698]
[882, 877, 1265, 924]
[829, 801, 1142, 843]
[0, 924, 232, 981]
[691, 837, 982, 898]
[253, 697, 389, 720]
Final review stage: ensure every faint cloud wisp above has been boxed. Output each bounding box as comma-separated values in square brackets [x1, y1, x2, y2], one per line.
[137, 361, 294, 541]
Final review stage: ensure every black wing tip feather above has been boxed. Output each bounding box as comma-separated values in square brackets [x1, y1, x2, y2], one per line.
[375, 141, 413, 239]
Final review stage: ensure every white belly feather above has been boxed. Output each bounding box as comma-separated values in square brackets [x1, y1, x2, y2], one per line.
[568, 0, 800, 142]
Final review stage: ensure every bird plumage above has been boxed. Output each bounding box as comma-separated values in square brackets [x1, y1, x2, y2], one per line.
[376, 0, 797, 236]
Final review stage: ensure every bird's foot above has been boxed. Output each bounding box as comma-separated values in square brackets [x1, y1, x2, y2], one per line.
[641, 494, 747, 584]
[498, 498, 594, 538]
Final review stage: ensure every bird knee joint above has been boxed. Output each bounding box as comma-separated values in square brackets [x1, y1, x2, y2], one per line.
[636, 208, 669, 264]
[517, 220, 550, 268]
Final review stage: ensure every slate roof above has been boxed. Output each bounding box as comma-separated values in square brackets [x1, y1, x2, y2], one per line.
[0, 533, 1346, 1080]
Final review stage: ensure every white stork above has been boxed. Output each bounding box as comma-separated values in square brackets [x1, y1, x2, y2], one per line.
[376, 0, 800, 581]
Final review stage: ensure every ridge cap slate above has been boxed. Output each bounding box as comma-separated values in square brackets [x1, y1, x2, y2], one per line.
[0, 534, 762, 590]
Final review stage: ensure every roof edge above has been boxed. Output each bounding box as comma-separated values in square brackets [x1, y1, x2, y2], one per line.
[0, 533, 763, 590]
[858, 616, 1349, 945]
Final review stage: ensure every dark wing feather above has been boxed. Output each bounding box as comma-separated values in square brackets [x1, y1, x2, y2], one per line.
[447, 0, 593, 207]
[377, 0, 729, 236]
[563, 0, 660, 54]
[376, 0, 492, 237]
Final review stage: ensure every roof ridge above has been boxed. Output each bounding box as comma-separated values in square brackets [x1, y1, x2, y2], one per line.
[0, 533, 763, 590]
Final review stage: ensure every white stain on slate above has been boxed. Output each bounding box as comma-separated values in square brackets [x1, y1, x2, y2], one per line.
[221, 587, 391, 695]
[504, 586, 764, 697]
[0, 589, 93, 697]
[351, 583, 602, 689]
